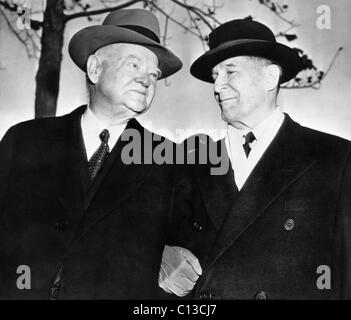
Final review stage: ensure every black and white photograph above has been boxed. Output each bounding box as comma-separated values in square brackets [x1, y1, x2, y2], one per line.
[0, 0, 350, 307]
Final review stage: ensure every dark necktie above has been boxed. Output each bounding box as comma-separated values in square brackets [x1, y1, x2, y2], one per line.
[88, 129, 110, 180]
[242, 131, 256, 157]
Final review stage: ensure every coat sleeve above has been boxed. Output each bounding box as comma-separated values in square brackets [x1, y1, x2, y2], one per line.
[333, 145, 351, 299]
[0, 126, 15, 213]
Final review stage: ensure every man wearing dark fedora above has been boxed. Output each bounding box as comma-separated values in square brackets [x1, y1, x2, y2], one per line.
[0, 8, 201, 299]
[167, 18, 351, 299]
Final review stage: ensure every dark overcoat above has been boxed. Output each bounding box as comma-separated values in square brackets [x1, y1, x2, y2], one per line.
[168, 115, 351, 300]
[0, 106, 175, 299]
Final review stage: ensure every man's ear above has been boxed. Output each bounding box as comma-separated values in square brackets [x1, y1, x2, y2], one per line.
[86, 54, 102, 84]
[263, 64, 281, 91]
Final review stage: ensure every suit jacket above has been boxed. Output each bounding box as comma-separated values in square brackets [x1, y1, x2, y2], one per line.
[168, 114, 351, 300]
[0, 106, 176, 299]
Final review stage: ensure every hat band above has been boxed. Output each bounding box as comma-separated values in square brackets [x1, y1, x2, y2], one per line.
[118, 25, 160, 43]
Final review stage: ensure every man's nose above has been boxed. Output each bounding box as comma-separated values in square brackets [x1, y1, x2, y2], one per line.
[213, 73, 227, 94]
[136, 73, 151, 87]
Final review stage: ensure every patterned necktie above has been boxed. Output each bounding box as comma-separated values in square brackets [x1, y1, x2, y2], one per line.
[242, 131, 256, 157]
[88, 129, 110, 180]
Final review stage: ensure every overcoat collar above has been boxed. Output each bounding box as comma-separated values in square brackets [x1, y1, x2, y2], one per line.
[39, 106, 88, 225]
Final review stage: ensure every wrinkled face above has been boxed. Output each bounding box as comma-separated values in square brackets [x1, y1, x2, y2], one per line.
[95, 43, 161, 115]
[212, 56, 268, 128]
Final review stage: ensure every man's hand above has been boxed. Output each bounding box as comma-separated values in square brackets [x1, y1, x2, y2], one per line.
[158, 245, 202, 297]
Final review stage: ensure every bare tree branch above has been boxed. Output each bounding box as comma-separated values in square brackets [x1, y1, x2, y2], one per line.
[0, 0, 343, 93]
[256, 0, 299, 27]
[160, 4, 172, 46]
[282, 47, 343, 89]
[65, 0, 144, 22]
[162, 13, 171, 87]
[181, 0, 221, 25]
[0, 6, 39, 58]
[148, 0, 199, 37]
[170, 0, 216, 30]
[0, 0, 16, 12]
[253, 0, 342, 90]
[274, 24, 296, 38]
[0, 0, 43, 28]
[183, 0, 207, 50]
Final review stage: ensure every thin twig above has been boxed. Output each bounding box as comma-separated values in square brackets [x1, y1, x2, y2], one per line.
[324, 46, 343, 76]
[274, 24, 296, 38]
[170, 0, 214, 30]
[191, 1, 221, 25]
[0, 0, 17, 13]
[258, 0, 298, 27]
[0, 6, 37, 58]
[183, 0, 207, 50]
[161, 8, 171, 46]
[0, 0, 43, 28]
[149, 0, 199, 37]
[282, 47, 343, 89]
[65, 0, 143, 22]
[162, 15, 171, 87]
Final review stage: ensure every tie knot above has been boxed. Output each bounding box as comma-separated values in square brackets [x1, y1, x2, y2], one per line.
[242, 131, 256, 157]
[244, 131, 256, 145]
[99, 129, 110, 144]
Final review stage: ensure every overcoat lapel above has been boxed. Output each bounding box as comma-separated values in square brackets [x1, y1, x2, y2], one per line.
[201, 115, 317, 273]
[195, 139, 238, 230]
[84, 118, 154, 210]
[70, 118, 156, 246]
[39, 106, 88, 224]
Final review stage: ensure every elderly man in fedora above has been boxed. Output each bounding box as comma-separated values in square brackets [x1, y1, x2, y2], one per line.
[167, 18, 351, 299]
[0, 8, 202, 299]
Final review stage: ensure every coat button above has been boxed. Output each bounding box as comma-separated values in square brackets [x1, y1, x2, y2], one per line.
[193, 221, 204, 231]
[55, 219, 68, 231]
[255, 291, 267, 300]
[199, 290, 212, 300]
[284, 218, 295, 231]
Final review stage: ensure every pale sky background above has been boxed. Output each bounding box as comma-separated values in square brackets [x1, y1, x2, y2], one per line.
[0, 0, 350, 141]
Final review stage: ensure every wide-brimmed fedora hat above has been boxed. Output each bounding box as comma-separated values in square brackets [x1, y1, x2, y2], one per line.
[190, 18, 302, 83]
[69, 9, 182, 79]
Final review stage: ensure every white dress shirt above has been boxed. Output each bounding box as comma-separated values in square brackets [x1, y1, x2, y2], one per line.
[225, 108, 285, 190]
[81, 106, 127, 160]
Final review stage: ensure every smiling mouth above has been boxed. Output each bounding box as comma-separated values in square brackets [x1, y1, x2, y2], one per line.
[217, 96, 238, 106]
[219, 97, 236, 102]
[131, 90, 146, 96]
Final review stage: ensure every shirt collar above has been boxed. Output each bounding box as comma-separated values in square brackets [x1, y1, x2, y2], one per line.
[81, 106, 127, 151]
[82, 106, 106, 137]
[252, 107, 284, 141]
[227, 107, 284, 141]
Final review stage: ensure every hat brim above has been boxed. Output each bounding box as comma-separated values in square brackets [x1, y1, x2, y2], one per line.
[190, 39, 302, 83]
[68, 25, 182, 79]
